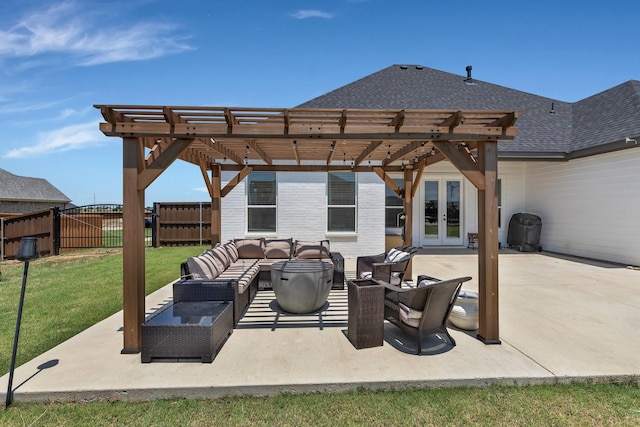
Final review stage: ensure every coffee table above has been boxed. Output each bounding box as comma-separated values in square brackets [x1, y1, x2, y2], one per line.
[141, 301, 233, 363]
[271, 259, 334, 313]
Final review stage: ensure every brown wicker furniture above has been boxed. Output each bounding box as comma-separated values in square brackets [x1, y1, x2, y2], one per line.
[347, 279, 385, 349]
[141, 301, 233, 363]
[271, 260, 334, 313]
[383, 276, 472, 354]
[356, 245, 418, 285]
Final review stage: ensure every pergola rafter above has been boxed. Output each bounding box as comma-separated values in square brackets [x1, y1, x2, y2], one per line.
[95, 104, 520, 353]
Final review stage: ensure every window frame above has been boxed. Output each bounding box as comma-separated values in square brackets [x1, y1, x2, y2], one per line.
[246, 171, 277, 234]
[326, 172, 357, 233]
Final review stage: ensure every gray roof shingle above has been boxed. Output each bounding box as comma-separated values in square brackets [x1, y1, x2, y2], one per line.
[297, 65, 640, 157]
[0, 168, 71, 203]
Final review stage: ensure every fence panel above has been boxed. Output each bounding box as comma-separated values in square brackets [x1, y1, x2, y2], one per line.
[59, 204, 153, 251]
[155, 202, 211, 247]
[2, 208, 57, 259]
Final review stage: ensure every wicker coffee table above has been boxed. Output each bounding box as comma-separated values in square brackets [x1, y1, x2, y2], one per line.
[141, 301, 233, 363]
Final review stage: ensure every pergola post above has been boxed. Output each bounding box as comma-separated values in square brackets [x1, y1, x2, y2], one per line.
[122, 137, 146, 353]
[211, 164, 222, 246]
[476, 141, 501, 344]
[403, 166, 414, 278]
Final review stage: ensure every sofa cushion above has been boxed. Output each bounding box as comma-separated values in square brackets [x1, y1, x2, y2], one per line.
[234, 238, 265, 259]
[264, 238, 292, 259]
[186, 255, 216, 279]
[223, 241, 239, 262]
[295, 240, 331, 259]
[211, 246, 231, 269]
[198, 252, 223, 277]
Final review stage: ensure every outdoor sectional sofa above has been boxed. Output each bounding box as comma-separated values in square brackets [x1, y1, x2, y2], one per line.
[173, 238, 345, 325]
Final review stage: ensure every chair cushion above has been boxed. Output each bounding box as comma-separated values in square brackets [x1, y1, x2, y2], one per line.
[234, 238, 265, 259]
[384, 248, 411, 263]
[398, 303, 422, 328]
[264, 238, 292, 259]
[295, 240, 331, 259]
[360, 271, 401, 285]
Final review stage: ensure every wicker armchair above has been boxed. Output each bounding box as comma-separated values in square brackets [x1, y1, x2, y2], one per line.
[356, 245, 418, 285]
[383, 276, 472, 354]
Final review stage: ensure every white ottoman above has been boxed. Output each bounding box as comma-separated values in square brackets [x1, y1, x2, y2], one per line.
[449, 289, 479, 330]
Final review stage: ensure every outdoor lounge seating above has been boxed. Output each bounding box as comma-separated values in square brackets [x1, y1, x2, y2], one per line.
[356, 245, 418, 285]
[383, 276, 472, 354]
[174, 238, 345, 325]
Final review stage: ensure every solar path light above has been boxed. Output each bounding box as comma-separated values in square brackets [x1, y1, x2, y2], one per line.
[5, 237, 39, 409]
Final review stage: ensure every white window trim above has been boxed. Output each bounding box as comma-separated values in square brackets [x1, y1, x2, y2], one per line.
[246, 172, 277, 234]
[326, 172, 358, 233]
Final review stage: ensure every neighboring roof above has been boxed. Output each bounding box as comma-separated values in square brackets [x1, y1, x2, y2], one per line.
[0, 168, 71, 203]
[297, 65, 640, 159]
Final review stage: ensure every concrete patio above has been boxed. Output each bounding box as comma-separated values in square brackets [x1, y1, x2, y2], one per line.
[1, 249, 639, 404]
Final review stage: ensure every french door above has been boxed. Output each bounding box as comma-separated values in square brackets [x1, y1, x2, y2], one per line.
[421, 177, 463, 246]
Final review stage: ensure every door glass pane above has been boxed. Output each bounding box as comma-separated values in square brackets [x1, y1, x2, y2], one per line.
[424, 181, 438, 239]
[446, 181, 460, 238]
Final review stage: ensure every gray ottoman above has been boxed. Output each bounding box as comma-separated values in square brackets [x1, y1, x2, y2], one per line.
[271, 260, 334, 313]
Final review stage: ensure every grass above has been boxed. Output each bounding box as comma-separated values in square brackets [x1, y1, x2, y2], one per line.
[0, 246, 205, 376]
[1, 247, 639, 425]
[0, 382, 639, 426]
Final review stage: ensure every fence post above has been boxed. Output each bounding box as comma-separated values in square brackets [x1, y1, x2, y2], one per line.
[199, 201, 203, 246]
[52, 207, 61, 256]
[1, 217, 4, 262]
[151, 203, 158, 248]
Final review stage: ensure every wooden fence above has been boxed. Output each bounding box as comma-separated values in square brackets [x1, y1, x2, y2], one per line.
[154, 202, 212, 247]
[1, 208, 59, 259]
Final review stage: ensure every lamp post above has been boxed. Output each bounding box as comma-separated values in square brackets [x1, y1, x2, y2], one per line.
[5, 237, 39, 409]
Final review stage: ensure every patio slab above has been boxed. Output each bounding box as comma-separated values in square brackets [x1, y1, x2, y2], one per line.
[1, 250, 639, 403]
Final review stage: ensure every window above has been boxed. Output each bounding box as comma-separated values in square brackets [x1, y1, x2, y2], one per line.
[247, 172, 276, 233]
[385, 178, 404, 229]
[327, 172, 356, 232]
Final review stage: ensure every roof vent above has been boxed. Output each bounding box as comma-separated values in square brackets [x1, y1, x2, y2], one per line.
[464, 65, 475, 84]
[400, 65, 408, 70]
[415, 65, 424, 70]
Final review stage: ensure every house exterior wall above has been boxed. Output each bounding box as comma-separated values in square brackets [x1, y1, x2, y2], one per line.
[524, 147, 640, 265]
[221, 171, 385, 258]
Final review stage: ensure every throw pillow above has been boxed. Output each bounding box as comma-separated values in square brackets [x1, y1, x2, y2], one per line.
[234, 238, 265, 259]
[264, 238, 293, 259]
[295, 240, 331, 259]
[384, 248, 410, 263]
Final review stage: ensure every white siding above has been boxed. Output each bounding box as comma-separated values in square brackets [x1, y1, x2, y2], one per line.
[525, 148, 640, 265]
[221, 171, 385, 258]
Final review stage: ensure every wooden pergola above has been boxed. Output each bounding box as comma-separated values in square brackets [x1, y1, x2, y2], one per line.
[95, 105, 520, 353]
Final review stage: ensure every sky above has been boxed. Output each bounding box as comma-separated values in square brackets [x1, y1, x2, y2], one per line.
[1, 0, 639, 207]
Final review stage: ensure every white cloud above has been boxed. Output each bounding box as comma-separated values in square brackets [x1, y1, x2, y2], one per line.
[4, 120, 103, 158]
[0, 1, 193, 67]
[192, 187, 209, 193]
[291, 10, 334, 19]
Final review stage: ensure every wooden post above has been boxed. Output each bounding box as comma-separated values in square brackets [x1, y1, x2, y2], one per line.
[122, 137, 146, 353]
[403, 166, 414, 279]
[211, 164, 222, 246]
[476, 142, 501, 344]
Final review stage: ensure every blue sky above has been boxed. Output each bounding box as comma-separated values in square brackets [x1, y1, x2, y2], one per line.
[1, 0, 639, 206]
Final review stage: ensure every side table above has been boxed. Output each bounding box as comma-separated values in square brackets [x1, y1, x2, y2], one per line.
[141, 301, 233, 363]
[347, 279, 385, 349]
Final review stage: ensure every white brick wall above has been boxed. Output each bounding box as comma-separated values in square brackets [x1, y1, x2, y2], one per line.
[220, 171, 386, 258]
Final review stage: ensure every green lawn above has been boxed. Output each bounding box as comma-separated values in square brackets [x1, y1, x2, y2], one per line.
[1, 247, 639, 425]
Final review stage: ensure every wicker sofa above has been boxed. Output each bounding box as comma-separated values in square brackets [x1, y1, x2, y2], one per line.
[173, 238, 345, 325]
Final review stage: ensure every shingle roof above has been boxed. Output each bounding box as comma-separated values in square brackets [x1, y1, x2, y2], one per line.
[0, 168, 71, 203]
[297, 65, 640, 158]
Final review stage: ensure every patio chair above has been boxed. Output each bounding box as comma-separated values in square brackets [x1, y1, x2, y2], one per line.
[356, 245, 418, 285]
[383, 276, 472, 354]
